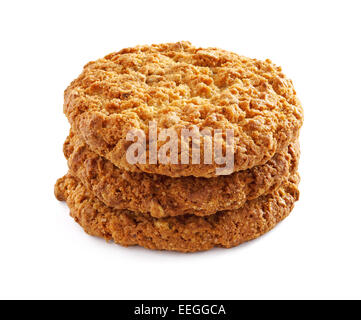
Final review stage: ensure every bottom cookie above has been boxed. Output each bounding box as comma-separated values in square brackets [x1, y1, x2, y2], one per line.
[55, 174, 300, 253]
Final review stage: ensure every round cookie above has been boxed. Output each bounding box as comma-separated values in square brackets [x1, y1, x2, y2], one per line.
[64, 131, 300, 218]
[64, 41, 303, 177]
[54, 173, 300, 253]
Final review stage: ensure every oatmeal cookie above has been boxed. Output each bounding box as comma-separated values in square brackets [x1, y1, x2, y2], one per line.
[64, 41, 303, 177]
[64, 131, 299, 218]
[55, 173, 299, 253]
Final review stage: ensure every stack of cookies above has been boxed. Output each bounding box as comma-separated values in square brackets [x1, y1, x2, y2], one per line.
[55, 42, 303, 252]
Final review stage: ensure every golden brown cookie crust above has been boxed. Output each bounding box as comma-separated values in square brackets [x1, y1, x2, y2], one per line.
[54, 173, 300, 253]
[64, 131, 300, 218]
[64, 41, 303, 177]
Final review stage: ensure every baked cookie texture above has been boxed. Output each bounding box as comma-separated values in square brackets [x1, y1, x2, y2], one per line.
[64, 131, 300, 218]
[55, 173, 300, 253]
[64, 41, 303, 177]
[56, 42, 303, 252]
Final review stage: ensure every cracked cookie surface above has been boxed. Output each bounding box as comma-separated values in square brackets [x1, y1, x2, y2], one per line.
[54, 173, 300, 253]
[64, 41, 303, 177]
[64, 131, 299, 218]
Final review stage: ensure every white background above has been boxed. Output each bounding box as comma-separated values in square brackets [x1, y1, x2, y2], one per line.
[0, 0, 360, 300]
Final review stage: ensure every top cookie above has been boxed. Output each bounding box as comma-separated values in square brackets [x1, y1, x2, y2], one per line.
[64, 41, 303, 177]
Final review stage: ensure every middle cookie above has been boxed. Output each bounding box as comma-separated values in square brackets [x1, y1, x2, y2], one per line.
[64, 131, 299, 218]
